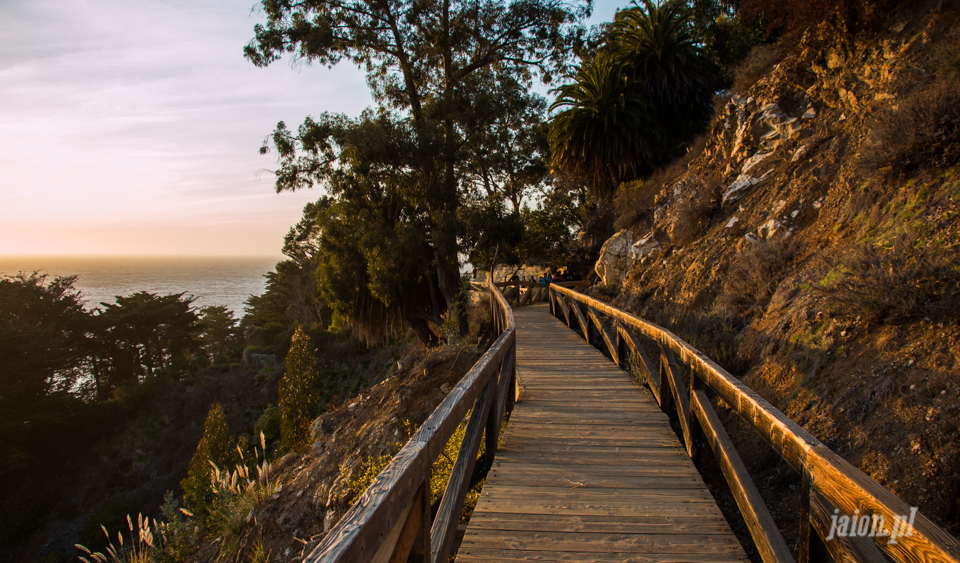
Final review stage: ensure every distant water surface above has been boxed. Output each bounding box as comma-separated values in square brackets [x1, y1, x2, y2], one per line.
[0, 256, 279, 316]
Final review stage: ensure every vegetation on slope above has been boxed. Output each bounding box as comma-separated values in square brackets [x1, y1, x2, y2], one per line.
[587, 0, 960, 547]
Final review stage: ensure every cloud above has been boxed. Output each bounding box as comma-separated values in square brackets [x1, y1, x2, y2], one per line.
[0, 0, 372, 255]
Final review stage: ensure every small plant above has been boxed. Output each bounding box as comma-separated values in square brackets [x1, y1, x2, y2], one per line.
[719, 239, 796, 318]
[730, 44, 782, 95]
[858, 73, 960, 178]
[441, 300, 464, 345]
[206, 434, 282, 562]
[816, 234, 960, 324]
[344, 454, 394, 504]
[76, 514, 165, 563]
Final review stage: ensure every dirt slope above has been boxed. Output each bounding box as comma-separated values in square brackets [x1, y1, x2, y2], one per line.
[593, 1, 960, 537]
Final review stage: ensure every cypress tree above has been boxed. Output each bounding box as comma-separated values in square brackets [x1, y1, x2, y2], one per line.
[279, 326, 322, 452]
[181, 401, 235, 527]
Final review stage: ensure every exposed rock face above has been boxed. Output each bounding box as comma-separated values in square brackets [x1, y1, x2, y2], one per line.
[593, 4, 960, 534]
[594, 229, 635, 285]
[594, 230, 663, 286]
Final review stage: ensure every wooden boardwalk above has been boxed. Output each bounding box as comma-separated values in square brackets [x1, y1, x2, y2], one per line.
[457, 303, 748, 563]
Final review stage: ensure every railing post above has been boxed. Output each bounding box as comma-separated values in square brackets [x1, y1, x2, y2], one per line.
[688, 368, 705, 467]
[391, 476, 431, 563]
[658, 340, 673, 413]
[616, 320, 625, 370]
[799, 465, 830, 563]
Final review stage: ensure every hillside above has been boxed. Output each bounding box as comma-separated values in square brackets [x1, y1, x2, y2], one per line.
[591, 0, 960, 536]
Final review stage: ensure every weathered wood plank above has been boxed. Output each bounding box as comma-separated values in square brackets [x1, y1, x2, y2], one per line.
[586, 306, 619, 363]
[458, 303, 747, 563]
[306, 282, 515, 563]
[550, 285, 960, 563]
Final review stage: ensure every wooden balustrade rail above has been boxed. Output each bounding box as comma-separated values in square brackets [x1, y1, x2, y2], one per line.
[548, 284, 960, 563]
[304, 282, 516, 563]
[492, 279, 590, 308]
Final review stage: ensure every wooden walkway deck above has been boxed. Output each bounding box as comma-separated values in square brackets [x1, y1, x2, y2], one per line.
[457, 303, 748, 563]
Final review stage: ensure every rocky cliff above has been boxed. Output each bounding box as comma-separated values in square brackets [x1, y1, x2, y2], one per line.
[592, 1, 960, 533]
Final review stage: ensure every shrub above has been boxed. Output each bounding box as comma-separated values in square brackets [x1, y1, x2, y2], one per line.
[719, 239, 797, 318]
[670, 177, 722, 247]
[181, 401, 238, 527]
[858, 72, 960, 177]
[730, 44, 783, 95]
[279, 326, 323, 452]
[817, 234, 960, 324]
[205, 439, 281, 560]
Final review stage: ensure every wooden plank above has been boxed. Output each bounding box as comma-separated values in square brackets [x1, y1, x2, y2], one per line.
[466, 512, 734, 534]
[456, 303, 747, 563]
[691, 389, 795, 563]
[457, 547, 748, 563]
[550, 285, 960, 563]
[809, 488, 892, 563]
[387, 480, 429, 563]
[564, 294, 591, 337]
[808, 445, 959, 563]
[620, 327, 658, 391]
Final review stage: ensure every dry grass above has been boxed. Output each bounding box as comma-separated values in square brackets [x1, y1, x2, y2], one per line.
[816, 234, 960, 324]
[719, 239, 797, 319]
[858, 71, 960, 177]
[669, 176, 722, 247]
[730, 44, 783, 95]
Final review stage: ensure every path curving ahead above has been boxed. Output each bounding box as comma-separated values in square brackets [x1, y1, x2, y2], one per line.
[456, 303, 748, 563]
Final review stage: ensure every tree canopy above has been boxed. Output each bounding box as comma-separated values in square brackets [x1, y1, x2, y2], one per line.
[549, 0, 719, 193]
[246, 0, 590, 343]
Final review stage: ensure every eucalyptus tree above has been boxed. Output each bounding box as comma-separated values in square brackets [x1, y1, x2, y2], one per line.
[245, 0, 589, 342]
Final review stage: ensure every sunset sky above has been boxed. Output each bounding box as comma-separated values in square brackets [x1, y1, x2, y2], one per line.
[1, 0, 627, 257]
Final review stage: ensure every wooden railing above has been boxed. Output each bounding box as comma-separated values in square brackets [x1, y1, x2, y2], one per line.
[548, 284, 960, 563]
[493, 279, 590, 308]
[304, 282, 517, 563]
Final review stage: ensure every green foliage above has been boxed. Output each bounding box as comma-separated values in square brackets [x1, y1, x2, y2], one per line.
[253, 406, 281, 456]
[181, 402, 238, 528]
[550, 0, 718, 193]
[95, 291, 203, 387]
[199, 306, 240, 365]
[345, 454, 394, 504]
[278, 327, 323, 452]
[246, 0, 590, 344]
[0, 272, 90, 430]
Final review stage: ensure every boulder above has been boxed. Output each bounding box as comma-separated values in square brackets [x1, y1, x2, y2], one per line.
[594, 229, 635, 286]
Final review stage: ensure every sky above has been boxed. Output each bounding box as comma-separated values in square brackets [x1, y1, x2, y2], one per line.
[0, 0, 629, 257]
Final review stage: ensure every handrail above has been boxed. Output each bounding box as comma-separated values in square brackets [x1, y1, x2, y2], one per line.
[549, 284, 960, 563]
[305, 282, 516, 563]
[492, 279, 590, 308]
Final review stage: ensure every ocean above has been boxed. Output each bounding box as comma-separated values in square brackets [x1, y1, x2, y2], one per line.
[0, 256, 279, 317]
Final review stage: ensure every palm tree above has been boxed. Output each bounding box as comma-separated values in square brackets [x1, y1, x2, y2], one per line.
[608, 0, 716, 140]
[548, 0, 717, 194]
[549, 54, 662, 194]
